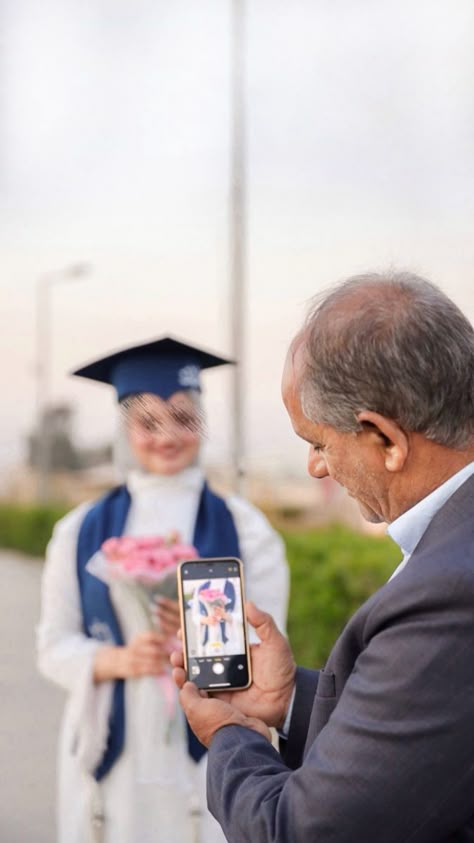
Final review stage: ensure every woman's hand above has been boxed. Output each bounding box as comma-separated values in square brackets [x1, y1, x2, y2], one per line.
[93, 630, 169, 681]
[120, 630, 170, 677]
[213, 607, 231, 622]
[200, 615, 218, 626]
[153, 596, 181, 638]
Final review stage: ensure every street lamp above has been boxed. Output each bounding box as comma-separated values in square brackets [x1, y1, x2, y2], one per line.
[35, 263, 91, 502]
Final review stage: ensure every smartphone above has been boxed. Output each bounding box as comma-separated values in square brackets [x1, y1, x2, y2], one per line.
[177, 557, 252, 691]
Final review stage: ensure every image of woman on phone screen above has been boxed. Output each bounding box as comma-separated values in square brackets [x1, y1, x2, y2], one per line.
[187, 576, 245, 658]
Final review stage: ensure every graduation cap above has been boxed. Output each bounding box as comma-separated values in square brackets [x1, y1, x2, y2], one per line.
[72, 336, 234, 401]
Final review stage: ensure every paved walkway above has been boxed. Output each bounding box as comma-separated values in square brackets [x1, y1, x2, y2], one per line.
[0, 550, 63, 843]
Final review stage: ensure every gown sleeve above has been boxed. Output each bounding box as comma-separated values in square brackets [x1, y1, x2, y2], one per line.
[224, 495, 289, 637]
[36, 502, 115, 774]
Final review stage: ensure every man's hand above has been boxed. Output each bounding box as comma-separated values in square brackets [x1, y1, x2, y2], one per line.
[178, 681, 272, 747]
[172, 601, 296, 730]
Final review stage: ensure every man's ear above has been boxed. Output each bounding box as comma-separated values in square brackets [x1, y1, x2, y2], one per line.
[357, 410, 409, 472]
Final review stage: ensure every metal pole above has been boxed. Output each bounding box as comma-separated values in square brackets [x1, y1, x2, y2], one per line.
[36, 278, 51, 503]
[230, 0, 246, 494]
[35, 264, 90, 502]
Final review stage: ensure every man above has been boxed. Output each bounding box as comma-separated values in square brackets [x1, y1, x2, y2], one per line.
[172, 271, 474, 842]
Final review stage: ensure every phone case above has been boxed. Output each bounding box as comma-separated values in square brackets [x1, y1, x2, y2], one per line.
[177, 557, 252, 691]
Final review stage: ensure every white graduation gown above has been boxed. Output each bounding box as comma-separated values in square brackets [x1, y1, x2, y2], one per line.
[37, 467, 289, 843]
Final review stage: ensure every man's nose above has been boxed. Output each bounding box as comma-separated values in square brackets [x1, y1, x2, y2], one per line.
[308, 448, 329, 479]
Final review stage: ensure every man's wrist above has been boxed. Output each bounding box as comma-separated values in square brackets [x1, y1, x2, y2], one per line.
[211, 715, 272, 746]
[278, 684, 297, 738]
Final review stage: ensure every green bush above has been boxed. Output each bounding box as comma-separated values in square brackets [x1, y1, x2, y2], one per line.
[282, 525, 401, 667]
[0, 502, 69, 558]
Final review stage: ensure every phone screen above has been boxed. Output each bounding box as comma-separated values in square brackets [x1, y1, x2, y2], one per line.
[178, 557, 251, 691]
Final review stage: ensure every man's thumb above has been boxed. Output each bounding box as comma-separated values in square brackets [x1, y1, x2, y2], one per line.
[246, 601, 278, 643]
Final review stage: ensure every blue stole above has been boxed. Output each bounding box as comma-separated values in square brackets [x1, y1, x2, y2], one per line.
[76, 481, 240, 781]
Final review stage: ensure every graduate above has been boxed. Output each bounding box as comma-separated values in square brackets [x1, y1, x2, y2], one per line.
[37, 336, 289, 843]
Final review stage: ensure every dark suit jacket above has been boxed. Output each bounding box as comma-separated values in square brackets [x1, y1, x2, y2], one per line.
[207, 475, 474, 842]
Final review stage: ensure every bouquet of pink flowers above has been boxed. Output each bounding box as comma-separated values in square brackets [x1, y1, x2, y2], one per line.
[198, 587, 231, 615]
[89, 532, 198, 604]
[87, 533, 198, 756]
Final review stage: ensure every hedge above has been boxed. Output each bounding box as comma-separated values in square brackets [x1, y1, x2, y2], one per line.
[282, 526, 400, 666]
[0, 502, 68, 558]
[0, 503, 400, 666]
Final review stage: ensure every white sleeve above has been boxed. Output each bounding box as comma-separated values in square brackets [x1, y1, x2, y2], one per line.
[225, 495, 290, 637]
[36, 502, 114, 773]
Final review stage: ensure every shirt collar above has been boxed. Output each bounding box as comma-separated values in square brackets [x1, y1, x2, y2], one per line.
[387, 461, 474, 558]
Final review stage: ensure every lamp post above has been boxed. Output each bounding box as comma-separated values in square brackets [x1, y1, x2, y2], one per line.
[230, 0, 246, 494]
[35, 263, 90, 502]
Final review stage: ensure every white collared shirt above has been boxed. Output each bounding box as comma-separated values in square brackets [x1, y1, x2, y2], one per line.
[387, 461, 474, 579]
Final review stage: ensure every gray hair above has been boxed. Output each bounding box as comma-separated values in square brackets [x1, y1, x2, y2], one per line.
[299, 270, 474, 448]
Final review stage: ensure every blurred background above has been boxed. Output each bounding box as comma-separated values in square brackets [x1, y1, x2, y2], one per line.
[1, 1, 473, 839]
[2, 0, 474, 513]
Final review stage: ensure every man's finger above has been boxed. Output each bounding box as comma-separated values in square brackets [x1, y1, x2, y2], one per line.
[179, 680, 202, 710]
[246, 601, 279, 643]
[172, 666, 187, 689]
[170, 648, 184, 668]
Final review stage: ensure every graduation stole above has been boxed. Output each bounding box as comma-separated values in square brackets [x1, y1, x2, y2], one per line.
[76, 481, 240, 781]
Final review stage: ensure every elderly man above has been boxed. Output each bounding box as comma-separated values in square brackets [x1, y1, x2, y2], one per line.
[172, 271, 474, 843]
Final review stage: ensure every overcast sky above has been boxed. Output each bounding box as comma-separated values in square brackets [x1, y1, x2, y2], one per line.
[2, 0, 473, 479]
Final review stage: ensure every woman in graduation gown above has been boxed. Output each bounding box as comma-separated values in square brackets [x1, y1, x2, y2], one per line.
[37, 336, 289, 843]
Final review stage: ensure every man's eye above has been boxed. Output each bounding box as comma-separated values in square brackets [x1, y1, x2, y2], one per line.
[313, 444, 323, 453]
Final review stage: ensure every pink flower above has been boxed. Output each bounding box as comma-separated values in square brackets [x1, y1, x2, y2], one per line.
[101, 537, 122, 560]
[199, 588, 227, 601]
[148, 548, 175, 570]
[198, 588, 231, 611]
[135, 536, 164, 550]
[170, 543, 198, 561]
[98, 534, 199, 586]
